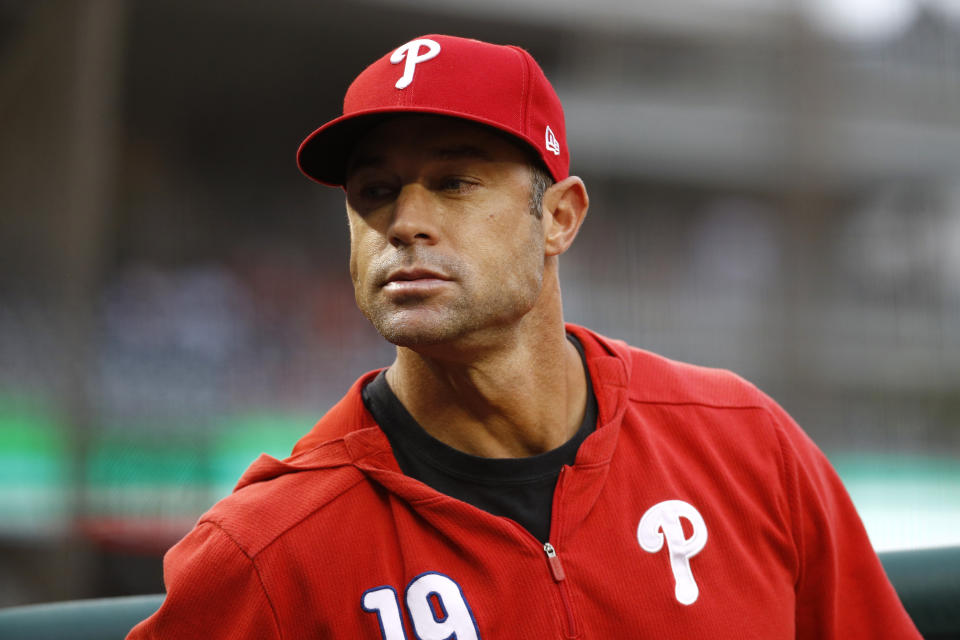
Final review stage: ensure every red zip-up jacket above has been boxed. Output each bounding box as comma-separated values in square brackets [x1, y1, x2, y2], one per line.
[127, 324, 920, 639]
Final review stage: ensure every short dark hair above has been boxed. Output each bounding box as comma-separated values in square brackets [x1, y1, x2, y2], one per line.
[528, 162, 553, 219]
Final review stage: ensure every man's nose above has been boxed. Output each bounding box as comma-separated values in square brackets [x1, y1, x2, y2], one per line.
[388, 184, 439, 248]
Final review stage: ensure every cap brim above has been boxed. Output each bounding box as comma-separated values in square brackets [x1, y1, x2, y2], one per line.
[296, 111, 397, 187]
[297, 107, 556, 187]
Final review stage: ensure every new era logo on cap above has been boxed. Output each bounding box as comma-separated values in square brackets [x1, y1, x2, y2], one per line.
[296, 34, 570, 187]
[545, 125, 560, 156]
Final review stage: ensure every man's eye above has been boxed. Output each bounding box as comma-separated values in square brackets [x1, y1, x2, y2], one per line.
[439, 177, 475, 193]
[360, 184, 394, 199]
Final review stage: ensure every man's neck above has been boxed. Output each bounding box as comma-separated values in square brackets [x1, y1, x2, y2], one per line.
[384, 323, 587, 459]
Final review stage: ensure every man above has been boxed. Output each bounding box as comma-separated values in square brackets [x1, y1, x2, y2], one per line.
[128, 35, 920, 638]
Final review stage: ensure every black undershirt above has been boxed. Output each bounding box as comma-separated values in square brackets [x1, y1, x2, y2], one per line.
[361, 335, 597, 543]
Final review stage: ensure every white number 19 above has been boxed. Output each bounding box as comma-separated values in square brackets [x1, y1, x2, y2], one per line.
[362, 572, 480, 640]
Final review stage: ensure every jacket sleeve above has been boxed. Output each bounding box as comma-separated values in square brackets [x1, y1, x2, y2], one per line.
[768, 402, 922, 639]
[126, 521, 281, 640]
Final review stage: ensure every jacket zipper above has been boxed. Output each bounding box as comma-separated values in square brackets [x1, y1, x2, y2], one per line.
[543, 542, 579, 637]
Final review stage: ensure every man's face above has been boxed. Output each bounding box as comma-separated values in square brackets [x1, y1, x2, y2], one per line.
[344, 115, 546, 348]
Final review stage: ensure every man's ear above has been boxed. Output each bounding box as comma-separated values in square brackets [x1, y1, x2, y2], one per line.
[542, 176, 589, 257]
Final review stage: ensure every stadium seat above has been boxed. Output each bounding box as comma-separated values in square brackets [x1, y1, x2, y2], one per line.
[0, 593, 163, 640]
[0, 547, 956, 638]
[880, 545, 960, 640]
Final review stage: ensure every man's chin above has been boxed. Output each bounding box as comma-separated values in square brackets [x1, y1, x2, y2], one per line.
[368, 311, 464, 348]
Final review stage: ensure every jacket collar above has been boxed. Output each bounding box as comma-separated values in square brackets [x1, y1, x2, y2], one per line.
[235, 324, 631, 493]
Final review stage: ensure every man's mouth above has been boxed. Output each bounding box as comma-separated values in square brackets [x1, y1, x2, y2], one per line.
[385, 268, 448, 283]
[382, 268, 451, 294]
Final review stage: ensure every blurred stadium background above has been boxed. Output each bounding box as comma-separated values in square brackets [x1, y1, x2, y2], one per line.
[1, 0, 959, 606]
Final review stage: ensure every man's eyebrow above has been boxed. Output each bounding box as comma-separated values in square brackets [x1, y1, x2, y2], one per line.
[346, 144, 495, 178]
[430, 144, 494, 162]
[345, 154, 385, 177]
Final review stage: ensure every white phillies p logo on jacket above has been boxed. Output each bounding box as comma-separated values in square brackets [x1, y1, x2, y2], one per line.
[637, 500, 708, 605]
[390, 38, 441, 89]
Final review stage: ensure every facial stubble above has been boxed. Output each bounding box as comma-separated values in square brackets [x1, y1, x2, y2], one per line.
[354, 216, 545, 348]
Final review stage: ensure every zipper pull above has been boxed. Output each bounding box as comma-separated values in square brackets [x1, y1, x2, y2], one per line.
[543, 542, 566, 582]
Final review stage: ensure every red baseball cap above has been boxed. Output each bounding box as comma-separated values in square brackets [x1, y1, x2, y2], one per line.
[296, 34, 569, 186]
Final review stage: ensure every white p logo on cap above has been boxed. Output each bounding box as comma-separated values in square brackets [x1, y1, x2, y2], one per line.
[390, 38, 441, 90]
